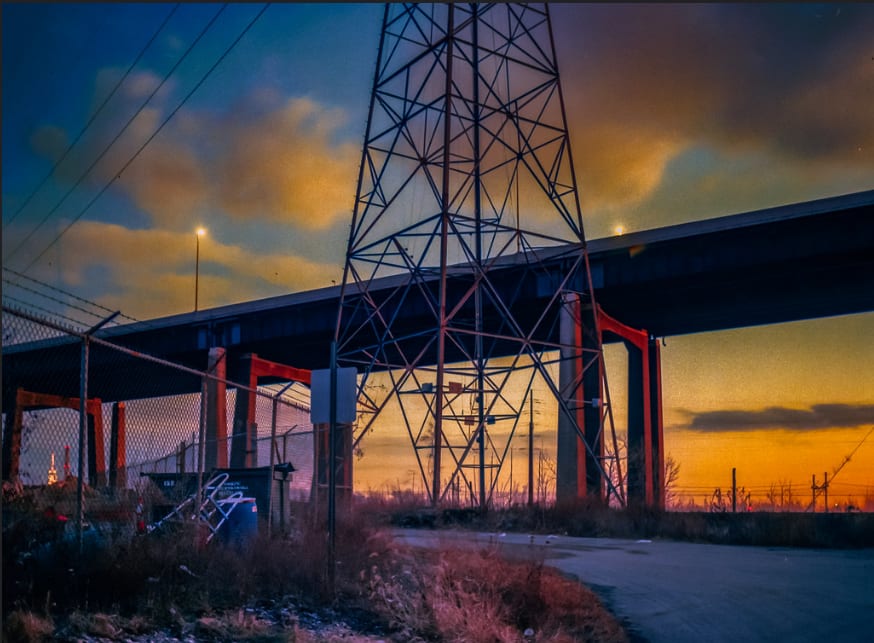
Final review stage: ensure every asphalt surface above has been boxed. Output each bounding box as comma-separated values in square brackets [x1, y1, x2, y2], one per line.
[392, 529, 874, 643]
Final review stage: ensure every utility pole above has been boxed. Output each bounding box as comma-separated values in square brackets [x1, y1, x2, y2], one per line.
[823, 471, 829, 513]
[731, 467, 737, 513]
[811, 474, 817, 512]
[809, 427, 874, 513]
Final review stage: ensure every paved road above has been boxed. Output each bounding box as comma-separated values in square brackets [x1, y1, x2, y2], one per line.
[393, 529, 874, 643]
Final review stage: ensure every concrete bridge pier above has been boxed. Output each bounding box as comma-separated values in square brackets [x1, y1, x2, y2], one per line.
[556, 293, 604, 504]
[312, 421, 354, 515]
[205, 347, 229, 470]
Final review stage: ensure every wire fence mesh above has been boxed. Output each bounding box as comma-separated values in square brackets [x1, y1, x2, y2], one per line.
[2, 304, 316, 533]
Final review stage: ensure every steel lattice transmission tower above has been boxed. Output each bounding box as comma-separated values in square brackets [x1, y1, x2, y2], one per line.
[335, 3, 622, 507]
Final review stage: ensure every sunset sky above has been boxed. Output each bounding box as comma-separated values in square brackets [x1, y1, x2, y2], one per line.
[3, 3, 873, 506]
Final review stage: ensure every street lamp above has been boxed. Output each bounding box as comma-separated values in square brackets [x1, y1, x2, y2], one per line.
[195, 227, 206, 311]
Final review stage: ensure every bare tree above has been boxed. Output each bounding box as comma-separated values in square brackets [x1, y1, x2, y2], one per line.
[663, 455, 681, 508]
[536, 450, 556, 505]
[604, 438, 682, 510]
[766, 479, 796, 511]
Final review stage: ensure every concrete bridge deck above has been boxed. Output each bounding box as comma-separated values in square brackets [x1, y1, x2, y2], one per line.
[3, 189, 873, 407]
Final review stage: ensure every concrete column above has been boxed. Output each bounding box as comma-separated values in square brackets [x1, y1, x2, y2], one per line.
[626, 341, 647, 505]
[313, 422, 353, 515]
[205, 347, 228, 470]
[230, 354, 258, 468]
[87, 400, 106, 487]
[109, 401, 126, 490]
[557, 293, 583, 504]
[649, 337, 665, 509]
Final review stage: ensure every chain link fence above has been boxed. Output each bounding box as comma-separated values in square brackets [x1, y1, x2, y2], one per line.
[2, 304, 316, 535]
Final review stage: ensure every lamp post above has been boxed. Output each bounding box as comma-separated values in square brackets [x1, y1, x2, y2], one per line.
[195, 227, 206, 311]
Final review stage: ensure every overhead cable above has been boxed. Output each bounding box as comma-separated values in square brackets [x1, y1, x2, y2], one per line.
[3, 3, 181, 229]
[1, 293, 89, 330]
[7, 3, 229, 265]
[2, 276, 118, 324]
[22, 3, 271, 272]
[2, 265, 140, 323]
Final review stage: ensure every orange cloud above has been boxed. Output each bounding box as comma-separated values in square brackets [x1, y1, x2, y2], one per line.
[212, 96, 359, 229]
[573, 124, 684, 213]
[115, 138, 210, 227]
[34, 70, 360, 234]
[25, 220, 341, 319]
[551, 4, 874, 221]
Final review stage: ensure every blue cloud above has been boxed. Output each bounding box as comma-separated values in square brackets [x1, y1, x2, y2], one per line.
[680, 404, 874, 432]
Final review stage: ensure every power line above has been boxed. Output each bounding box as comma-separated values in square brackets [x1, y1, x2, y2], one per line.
[2, 277, 118, 324]
[22, 3, 271, 272]
[2, 266, 140, 323]
[7, 4, 229, 264]
[1, 294, 89, 330]
[3, 4, 182, 228]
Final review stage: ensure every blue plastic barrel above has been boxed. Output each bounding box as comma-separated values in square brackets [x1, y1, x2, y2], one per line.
[219, 498, 258, 548]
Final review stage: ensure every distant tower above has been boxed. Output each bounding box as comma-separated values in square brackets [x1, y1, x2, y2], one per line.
[47, 452, 58, 485]
[335, 3, 620, 507]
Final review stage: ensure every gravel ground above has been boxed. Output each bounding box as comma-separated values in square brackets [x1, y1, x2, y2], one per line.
[52, 600, 392, 642]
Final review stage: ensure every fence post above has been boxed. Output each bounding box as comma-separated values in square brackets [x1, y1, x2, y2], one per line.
[328, 340, 338, 596]
[77, 311, 120, 553]
[196, 375, 208, 539]
[267, 383, 296, 536]
[77, 336, 89, 553]
[269, 394, 278, 536]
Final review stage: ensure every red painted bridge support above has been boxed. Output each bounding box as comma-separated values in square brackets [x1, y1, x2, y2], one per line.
[557, 293, 604, 504]
[556, 305, 665, 508]
[598, 306, 665, 509]
[2, 387, 106, 487]
[229, 353, 311, 468]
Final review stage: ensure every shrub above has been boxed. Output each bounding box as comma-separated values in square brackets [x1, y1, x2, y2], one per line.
[3, 491, 631, 642]
[2, 610, 54, 643]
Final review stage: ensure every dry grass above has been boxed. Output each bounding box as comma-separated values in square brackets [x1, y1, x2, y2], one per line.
[363, 541, 627, 642]
[382, 495, 874, 548]
[3, 489, 629, 642]
[2, 610, 55, 643]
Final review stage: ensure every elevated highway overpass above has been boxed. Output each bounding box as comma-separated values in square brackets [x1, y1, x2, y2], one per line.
[3, 189, 873, 407]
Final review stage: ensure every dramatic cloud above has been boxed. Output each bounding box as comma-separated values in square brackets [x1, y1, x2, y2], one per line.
[34, 70, 359, 232]
[9, 4, 874, 319]
[552, 4, 874, 220]
[679, 404, 874, 433]
[211, 96, 359, 228]
[25, 220, 340, 319]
